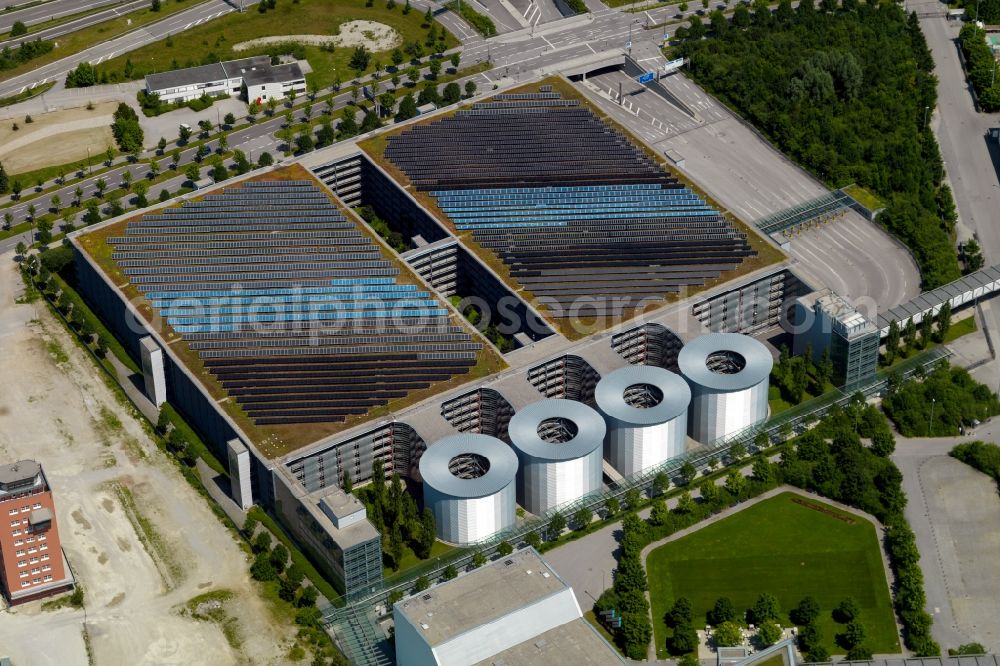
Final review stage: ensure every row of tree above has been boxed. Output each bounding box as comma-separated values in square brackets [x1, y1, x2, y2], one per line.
[676, 0, 960, 287]
[355, 460, 436, 571]
[0, 37, 52, 72]
[883, 302, 952, 365]
[958, 25, 1000, 112]
[772, 344, 833, 404]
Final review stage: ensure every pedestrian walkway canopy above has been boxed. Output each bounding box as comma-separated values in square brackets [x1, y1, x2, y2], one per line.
[877, 264, 1000, 336]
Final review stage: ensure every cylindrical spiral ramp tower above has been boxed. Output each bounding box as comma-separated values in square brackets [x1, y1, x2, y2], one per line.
[419, 434, 518, 545]
[508, 399, 605, 516]
[678, 333, 772, 444]
[595, 365, 691, 477]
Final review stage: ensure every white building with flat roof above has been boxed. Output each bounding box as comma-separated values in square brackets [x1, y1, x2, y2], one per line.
[145, 56, 305, 104]
[393, 549, 625, 666]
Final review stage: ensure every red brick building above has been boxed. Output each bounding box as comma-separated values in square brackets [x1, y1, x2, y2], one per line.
[0, 461, 74, 604]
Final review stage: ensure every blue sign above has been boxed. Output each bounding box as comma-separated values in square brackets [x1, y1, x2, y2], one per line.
[638, 72, 655, 84]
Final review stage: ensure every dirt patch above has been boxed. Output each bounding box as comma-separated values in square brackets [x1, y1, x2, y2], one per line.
[233, 19, 401, 52]
[0, 102, 117, 174]
[101, 497, 115, 513]
[0, 259, 290, 666]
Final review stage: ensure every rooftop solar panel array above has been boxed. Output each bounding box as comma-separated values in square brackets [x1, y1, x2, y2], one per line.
[108, 180, 480, 426]
[384, 93, 755, 318]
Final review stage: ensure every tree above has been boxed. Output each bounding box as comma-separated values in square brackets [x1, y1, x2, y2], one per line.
[471, 551, 487, 568]
[252, 530, 272, 553]
[679, 461, 697, 485]
[548, 511, 567, 538]
[15, 242, 26, 258]
[847, 644, 874, 660]
[524, 530, 542, 549]
[886, 320, 901, 361]
[465, 80, 477, 98]
[36, 218, 52, 244]
[729, 441, 746, 462]
[791, 596, 821, 626]
[964, 239, 984, 272]
[668, 597, 693, 626]
[428, 59, 442, 79]
[496, 540, 513, 556]
[714, 621, 743, 647]
[0, 162, 8, 195]
[750, 593, 780, 624]
[604, 496, 620, 517]
[725, 469, 747, 497]
[573, 506, 593, 530]
[920, 310, 933, 348]
[751, 457, 773, 484]
[709, 597, 736, 625]
[51, 194, 63, 211]
[295, 131, 315, 153]
[297, 585, 318, 607]
[675, 490, 695, 514]
[414, 507, 436, 559]
[757, 622, 782, 647]
[10, 20, 27, 37]
[12, 180, 22, 199]
[341, 471, 353, 494]
[185, 164, 201, 183]
[834, 597, 861, 623]
[95, 178, 107, 197]
[350, 46, 372, 74]
[841, 620, 866, 648]
[442, 81, 461, 104]
[178, 125, 192, 144]
[624, 487, 643, 511]
[83, 201, 101, 225]
[257, 152, 274, 168]
[936, 302, 951, 341]
[159, 189, 170, 202]
[442, 564, 458, 580]
[396, 93, 418, 120]
[269, 543, 289, 573]
[670, 622, 699, 655]
[121, 170, 133, 191]
[904, 318, 917, 351]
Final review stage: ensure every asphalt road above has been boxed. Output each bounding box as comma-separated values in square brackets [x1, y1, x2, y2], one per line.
[0, 0, 239, 98]
[0, 0, 147, 51]
[0, 0, 122, 33]
[918, 1, 1000, 264]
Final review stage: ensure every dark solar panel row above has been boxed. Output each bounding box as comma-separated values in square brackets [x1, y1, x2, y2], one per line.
[108, 179, 480, 426]
[384, 90, 756, 320]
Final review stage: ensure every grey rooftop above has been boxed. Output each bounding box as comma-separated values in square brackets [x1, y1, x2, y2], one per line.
[418, 433, 519, 499]
[595, 365, 691, 426]
[0, 460, 42, 490]
[508, 399, 606, 462]
[678, 333, 773, 392]
[395, 549, 566, 647]
[144, 55, 271, 92]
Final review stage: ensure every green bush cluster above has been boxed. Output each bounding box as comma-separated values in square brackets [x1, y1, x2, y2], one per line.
[677, 1, 960, 287]
[446, 0, 496, 36]
[882, 362, 1000, 436]
[111, 103, 144, 154]
[356, 459, 436, 571]
[959, 24, 1000, 112]
[950, 441, 1000, 484]
[0, 37, 53, 72]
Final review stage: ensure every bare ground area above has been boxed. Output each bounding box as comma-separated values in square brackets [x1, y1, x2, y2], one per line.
[0, 102, 117, 175]
[233, 20, 401, 52]
[0, 257, 292, 665]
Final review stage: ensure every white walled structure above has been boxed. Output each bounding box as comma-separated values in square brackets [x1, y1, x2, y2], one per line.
[508, 400, 605, 516]
[595, 365, 691, 477]
[419, 434, 518, 545]
[227, 438, 253, 510]
[394, 549, 624, 666]
[678, 333, 772, 444]
[139, 336, 166, 406]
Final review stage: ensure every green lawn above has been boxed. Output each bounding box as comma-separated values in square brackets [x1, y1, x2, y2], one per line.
[647, 492, 899, 659]
[384, 539, 455, 576]
[95, 0, 457, 90]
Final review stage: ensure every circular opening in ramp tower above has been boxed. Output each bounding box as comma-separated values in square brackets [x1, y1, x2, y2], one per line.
[706, 350, 747, 375]
[536, 417, 579, 443]
[448, 453, 492, 479]
[622, 383, 665, 409]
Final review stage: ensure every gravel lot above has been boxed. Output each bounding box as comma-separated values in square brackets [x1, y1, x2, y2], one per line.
[0, 256, 291, 665]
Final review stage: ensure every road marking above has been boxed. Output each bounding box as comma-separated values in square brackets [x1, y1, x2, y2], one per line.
[587, 42, 596, 54]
